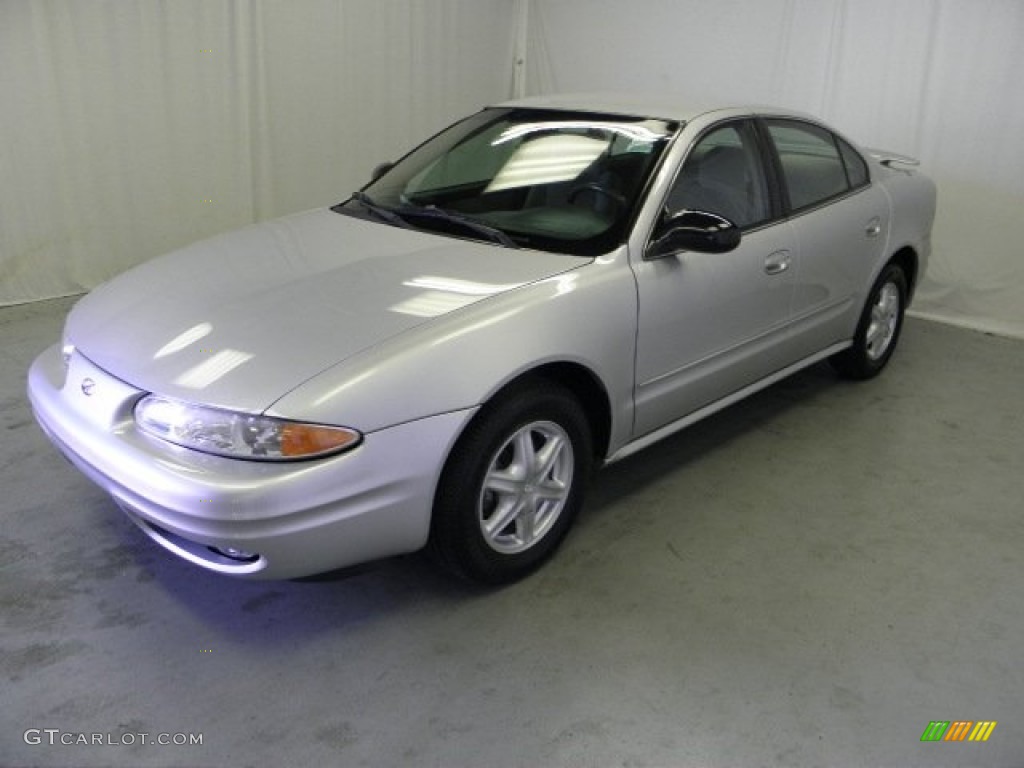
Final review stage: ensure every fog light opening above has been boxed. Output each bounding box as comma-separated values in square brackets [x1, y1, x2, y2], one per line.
[209, 545, 260, 563]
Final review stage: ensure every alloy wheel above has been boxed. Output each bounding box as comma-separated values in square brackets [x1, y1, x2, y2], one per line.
[478, 420, 574, 554]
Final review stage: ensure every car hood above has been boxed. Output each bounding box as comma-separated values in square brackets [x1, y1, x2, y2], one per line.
[67, 208, 584, 413]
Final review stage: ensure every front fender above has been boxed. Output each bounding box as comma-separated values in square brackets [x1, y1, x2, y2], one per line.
[266, 252, 639, 454]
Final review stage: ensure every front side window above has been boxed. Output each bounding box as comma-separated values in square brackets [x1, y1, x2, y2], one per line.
[766, 120, 858, 211]
[337, 108, 678, 256]
[665, 121, 771, 229]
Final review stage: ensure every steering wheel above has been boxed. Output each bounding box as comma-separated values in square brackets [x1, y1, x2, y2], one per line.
[567, 183, 626, 210]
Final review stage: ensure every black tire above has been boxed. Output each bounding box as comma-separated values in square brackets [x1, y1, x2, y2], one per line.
[830, 262, 908, 380]
[428, 382, 593, 584]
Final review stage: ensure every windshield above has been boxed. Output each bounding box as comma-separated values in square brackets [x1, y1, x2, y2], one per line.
[335, 108, 679, 256]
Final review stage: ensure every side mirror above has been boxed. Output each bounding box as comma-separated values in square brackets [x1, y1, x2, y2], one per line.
[371, 162, 395, 182]
[647, 210, 741, 258]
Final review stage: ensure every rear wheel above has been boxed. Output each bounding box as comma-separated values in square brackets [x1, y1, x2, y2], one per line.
[428, 382, 592, 584]
[831, 262, 908, 379]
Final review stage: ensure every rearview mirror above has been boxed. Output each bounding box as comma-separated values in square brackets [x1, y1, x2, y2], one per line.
[647, 210, 741, 258]
[371, 162, 395, 182]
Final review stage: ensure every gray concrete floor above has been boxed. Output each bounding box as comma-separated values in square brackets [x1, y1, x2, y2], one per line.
[2, 296, 1022, 768]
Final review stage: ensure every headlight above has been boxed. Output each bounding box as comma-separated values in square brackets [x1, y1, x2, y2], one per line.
[134, 395, 361, 461]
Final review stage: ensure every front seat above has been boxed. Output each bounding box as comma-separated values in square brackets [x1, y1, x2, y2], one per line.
[669, 145, 753, 226]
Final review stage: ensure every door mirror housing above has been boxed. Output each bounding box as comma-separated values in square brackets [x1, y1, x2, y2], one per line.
[647, 210, 741, 258]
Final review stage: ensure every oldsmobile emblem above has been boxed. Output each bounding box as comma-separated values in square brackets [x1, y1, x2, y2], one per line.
[80, 378, 96, 396]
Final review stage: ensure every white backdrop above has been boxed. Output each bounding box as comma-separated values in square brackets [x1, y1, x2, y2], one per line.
[0, 0, 518, 305]
[523, 0, 1024, 338]
[3, 1, 1023, 340]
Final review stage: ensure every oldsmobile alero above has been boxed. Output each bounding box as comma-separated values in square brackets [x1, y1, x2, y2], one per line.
[28, 94, 937, 583]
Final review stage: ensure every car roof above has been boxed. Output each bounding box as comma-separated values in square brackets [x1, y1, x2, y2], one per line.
[494, 92, 815, 124]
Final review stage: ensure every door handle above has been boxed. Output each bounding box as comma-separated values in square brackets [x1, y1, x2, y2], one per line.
[865, 217, 882, 238]
[764, 250, 791, 275]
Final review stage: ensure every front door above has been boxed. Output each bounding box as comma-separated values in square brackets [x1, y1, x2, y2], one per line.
[632, 119, 797, 438]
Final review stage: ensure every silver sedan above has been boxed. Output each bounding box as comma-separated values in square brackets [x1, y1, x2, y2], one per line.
[28, 94, 936, 583]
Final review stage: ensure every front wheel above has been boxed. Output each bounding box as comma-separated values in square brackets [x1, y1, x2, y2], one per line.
[428, 383, 593, 584]
[830, 262, 908, 379]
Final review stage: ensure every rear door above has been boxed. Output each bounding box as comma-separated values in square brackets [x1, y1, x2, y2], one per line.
[761, 118, 891, 355]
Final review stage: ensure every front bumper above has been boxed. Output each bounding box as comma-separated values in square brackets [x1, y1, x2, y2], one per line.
[27, 343, 475, 579]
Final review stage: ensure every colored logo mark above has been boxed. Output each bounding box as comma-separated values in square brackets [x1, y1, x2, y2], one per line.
[921, 721, 997, 742]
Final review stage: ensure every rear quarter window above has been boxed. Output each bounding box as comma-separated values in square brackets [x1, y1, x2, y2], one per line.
[837, 136, 870, 188]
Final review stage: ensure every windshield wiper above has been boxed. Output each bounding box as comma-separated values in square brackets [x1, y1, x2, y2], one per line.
[350, 194, 518, 248]
[350, 191, 413, 229]
[399, 204, 519, 249]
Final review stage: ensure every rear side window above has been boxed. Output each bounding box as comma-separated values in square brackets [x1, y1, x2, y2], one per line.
[766, 120, 854, 211]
